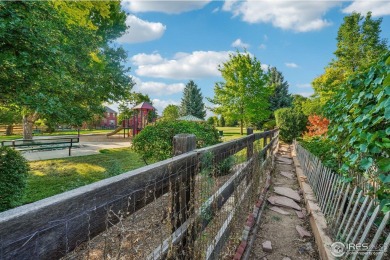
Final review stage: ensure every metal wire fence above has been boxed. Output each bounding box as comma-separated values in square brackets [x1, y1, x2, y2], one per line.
[0, 129, 278, 260]
[294, 142, 389, 260]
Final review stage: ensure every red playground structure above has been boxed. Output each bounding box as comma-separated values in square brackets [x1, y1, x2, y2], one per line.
[122, 102, 156, 137]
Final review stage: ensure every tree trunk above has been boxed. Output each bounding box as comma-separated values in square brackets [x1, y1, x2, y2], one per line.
[22, 113, 38, 140]
[5, 125, 13, 136]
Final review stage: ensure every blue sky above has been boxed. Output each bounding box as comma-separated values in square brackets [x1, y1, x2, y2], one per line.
[112, 0, 390, 116]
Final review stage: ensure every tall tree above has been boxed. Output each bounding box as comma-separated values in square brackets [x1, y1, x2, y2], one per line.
[180, 80, 206, 120]
[312, 12, 388, 105]
[162, 105, 180, 121]
[209, 51, 271, 135]
[0, 1, 132, 139]
[268, 67, 292, 112]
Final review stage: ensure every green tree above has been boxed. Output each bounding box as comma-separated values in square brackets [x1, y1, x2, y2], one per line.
[313, 12, 388, 105]
[0, 105, 21, 135]
[162, 105, 180, 121]
[180, 80, 207, 120]
[209, 51, 271, 135]
[219, 115, 226, 127]
[268, 67, 292, 111]
[207, 117, 215, 126]
[0, 1, 132, 139]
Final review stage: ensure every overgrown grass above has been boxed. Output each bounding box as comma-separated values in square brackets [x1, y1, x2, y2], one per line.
[216, 127, 261, 142]
[23, 148, 147, 204]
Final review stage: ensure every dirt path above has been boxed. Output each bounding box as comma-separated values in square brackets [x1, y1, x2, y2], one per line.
[249, 144, 319, 260]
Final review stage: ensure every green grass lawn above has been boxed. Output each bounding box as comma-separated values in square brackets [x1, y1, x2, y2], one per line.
[23, 148, 147, 204]
[217, 126, 262, 142]
[0, 129, 113, 142]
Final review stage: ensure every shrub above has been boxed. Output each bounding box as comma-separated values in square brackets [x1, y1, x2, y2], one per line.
[303, 114, 329, 138]
[262, 120, 276, 130]
[0, 147, 29, 211]
[132, 121, 221, 163]
[275, 108, 307, 143]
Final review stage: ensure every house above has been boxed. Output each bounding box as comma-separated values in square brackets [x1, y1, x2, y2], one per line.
[100, 106, 118, 128]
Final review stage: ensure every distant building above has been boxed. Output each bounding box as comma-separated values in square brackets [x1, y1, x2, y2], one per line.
[101, 106, 118, 128]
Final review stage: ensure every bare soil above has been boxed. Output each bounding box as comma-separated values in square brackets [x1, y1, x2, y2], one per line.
[249, 144, 319, 260]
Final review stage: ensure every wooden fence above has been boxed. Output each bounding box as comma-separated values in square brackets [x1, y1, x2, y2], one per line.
[0, 129, 278, 259]
[294, 142, 389, 259]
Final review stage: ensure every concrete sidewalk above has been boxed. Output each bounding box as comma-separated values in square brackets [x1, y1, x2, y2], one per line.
[22, 141, 131, 161]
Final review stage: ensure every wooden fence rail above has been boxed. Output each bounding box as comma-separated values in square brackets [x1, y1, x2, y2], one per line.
[294, 142, 389, 259]
[0, 129, 278, 259]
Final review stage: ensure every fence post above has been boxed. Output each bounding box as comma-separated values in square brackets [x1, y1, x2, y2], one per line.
[247, 127, 254, 160]
[172, 134, 197, 258]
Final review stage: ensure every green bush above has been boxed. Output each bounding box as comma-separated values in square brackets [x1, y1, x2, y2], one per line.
[0, 147, 29, 211]
[262, 120, 276, 130]
[132, 121, 221, 163]
[275, 108, 307, 143]
[299, 137, 339, 172]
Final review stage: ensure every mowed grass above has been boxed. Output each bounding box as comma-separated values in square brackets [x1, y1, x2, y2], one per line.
[23, 148, 147, 204]
[217, 126, 262, 142]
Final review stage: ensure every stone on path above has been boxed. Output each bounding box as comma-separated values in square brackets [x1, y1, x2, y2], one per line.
[282, 258, 292, 260]
[296, 225, 312, 238]
[269, 206, 290, 215]
[268, 196, 301, 210]
[274, 187, 301, 202]
[295, 210, 305, 219]
[279, 171, 294, 179]
[276, 157, 293, 164]
[262, 240, 273, 253]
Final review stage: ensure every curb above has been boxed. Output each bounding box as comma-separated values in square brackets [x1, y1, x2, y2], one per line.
[291, 145, 335, 260]
[233, 172, 272, 260]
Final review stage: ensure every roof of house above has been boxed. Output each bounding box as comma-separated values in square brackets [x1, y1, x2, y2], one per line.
[132, 102, 155, 110]
[105, 106, 117, 114]
[177, 115, 204, 122]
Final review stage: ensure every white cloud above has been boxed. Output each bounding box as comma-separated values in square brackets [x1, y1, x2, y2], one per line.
[285, 62, 299, 68]
[122, 0, 211, 14]
[133, 51, 232, 79]
[232, 38, 250, 48]
[343, 0, 390, 17]
[264, 34, 269, 41]
[116, 15, 166, 43]
[297, 83, 312, 88]
[223, 0, 340, 32]
[132, 76, 185, 96]
[131, 53, 164, 66]
[259, 44, 267, 49]
[152, 98, 180, 114]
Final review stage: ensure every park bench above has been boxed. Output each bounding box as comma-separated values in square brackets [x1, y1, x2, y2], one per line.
[0, 137, 80, 156]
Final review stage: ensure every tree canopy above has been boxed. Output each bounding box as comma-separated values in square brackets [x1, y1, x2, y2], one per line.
[209, 51, 271, 135]
[162, 105, 180, 121]
[0, 1, 132, 139]
[312, 12, 388, 106]
[180, 80, 207, 120]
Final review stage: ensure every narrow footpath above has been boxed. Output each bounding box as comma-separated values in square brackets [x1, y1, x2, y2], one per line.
[249, 144, 319, 260]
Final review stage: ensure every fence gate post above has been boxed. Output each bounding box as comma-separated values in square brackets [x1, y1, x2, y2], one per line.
[172, 134, 197, 258]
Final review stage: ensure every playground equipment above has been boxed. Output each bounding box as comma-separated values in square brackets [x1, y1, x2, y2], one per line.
[106, 102, 156, 138]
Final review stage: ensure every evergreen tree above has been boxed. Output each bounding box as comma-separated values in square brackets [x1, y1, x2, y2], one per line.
[268, 67, 292, 112]
[180, 80, 206, 120]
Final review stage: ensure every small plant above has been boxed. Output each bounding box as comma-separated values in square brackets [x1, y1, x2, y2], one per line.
[213, 156, 235, 177]
[0, 147, 29, 211]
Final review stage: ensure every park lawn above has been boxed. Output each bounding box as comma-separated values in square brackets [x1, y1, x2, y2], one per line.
[217, 126, 262, 142]
[23, 148, 148, 204]
[0, 129, 114, 142]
